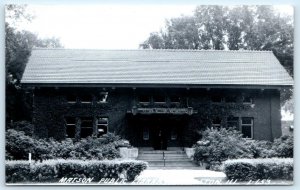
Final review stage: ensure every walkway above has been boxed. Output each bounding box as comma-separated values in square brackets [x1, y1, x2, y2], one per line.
[134, 169, 226, 185]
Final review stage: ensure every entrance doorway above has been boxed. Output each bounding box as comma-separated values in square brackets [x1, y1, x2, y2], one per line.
[130, 115, 186, 150]
[152, 126, 168, 150]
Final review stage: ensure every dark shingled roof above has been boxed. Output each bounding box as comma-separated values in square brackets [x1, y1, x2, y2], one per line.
[21, 48, 293, 87]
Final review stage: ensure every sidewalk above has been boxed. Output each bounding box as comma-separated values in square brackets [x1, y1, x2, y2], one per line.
[134, 169, 226, 185]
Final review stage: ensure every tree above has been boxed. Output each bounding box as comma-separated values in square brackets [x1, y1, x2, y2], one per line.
[5, 5, 63, 122]
[194, 5, 227, 50]
[140, 32, 164, 49]
[141, 5, 294, 103]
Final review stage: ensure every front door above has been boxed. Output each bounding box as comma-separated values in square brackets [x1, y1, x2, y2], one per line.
[152, 126, 168, 150]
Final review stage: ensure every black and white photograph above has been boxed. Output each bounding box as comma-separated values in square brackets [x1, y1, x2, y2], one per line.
[5, 2, 294, 185]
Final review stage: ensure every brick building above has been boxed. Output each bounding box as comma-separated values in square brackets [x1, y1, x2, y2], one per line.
[21, 49, 293, 149]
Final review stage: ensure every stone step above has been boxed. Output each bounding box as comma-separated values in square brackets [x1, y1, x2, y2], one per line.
[139, 147, 183, 151]
[146, 160, 198, 167]
[139, 151, 186, 154]
[138, 154, 188, 157]
[138, 158, 190, 161]
[137, 147, 197, 168]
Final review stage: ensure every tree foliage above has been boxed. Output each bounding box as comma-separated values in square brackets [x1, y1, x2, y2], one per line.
[5, 5, 63, 122]
[141, 5, 293, 76]
[141, 5, 294, 104]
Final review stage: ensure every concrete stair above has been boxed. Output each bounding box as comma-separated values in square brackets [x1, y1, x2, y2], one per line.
[137, 147, 198, 168]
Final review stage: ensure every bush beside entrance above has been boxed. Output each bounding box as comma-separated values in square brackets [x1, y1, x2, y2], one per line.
[6, 129, 130, 161]
[192, 127, 293, 170]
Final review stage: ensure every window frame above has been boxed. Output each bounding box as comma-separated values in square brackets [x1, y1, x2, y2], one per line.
[143, 127, 150, 141]
[97, 117, 108, 136]
[66, 94, 77, 104]
[80, 117, 94, 138]
[170, 96, 181, 104]
[170, 129, 177, 140]
[226, 116, 240, 130]
[243, 96, 253, 104]
[211, 95, 224, 103]
[138, 95, 151, 105]
[153, 95, 166, 104]
[225, 96, 237, 103]
[212, 117, 222, 128]
[78, 94, 93, 104]
[65, 117, 76, 138]
[241, 117, 254, 139]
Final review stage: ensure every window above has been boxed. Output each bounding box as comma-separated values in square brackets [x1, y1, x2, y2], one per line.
[211, 95, 224, 103]
[65, 117, 76, 138]
[143, 127, 149, 140]
[153, 95, 165, 103]
[78, 93, 92, 104]
[225, 96, 237, 103]
[81, 117, 93, 138]
[212, 117, 221, 128]
[170, 96, 180, 103]
[66, 94, 77, 104]
[227, 116, 239, 130]
[98, 92, 108, 103]
[243, 96, 253, 104]
[241, 117, 253, 139]
[97, 117, 108, 136]
[139, 95, 150, 104]
[171, 129, 177, 140]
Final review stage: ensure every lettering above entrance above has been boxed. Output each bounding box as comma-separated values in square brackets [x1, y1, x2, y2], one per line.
[129, 107, 197, 115]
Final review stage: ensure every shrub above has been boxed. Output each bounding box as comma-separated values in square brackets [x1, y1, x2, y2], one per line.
[7, 120, 34, 136]
[6, 129, 128, 161]
[192, 128, 294, 170]
[224, 158, 293, 181]
[6, 159, 148, 183]
[5, 129, 48, 160]
[271, 135, 293, 158]
[193, 128, 252, 169]
[245, 140, 274, 158]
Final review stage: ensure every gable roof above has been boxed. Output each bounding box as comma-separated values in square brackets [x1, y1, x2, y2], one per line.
[21, 49, 293, 87]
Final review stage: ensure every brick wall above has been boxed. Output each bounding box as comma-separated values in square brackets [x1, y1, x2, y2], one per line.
[32, 87, 281, 145]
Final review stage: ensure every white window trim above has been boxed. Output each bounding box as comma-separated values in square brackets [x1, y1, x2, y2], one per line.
[241, 118, 254, 139]
[97, 117, 108, 135]
[67, 95, 77, 104]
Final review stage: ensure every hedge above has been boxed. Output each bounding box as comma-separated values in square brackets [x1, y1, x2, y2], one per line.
[6, 129, 130, 160]
[6, 159, 148, 183]
[224, 158, 293, 181]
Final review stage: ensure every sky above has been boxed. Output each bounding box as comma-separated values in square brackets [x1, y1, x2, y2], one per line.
[10, 4, 293, 49]
[18, 5, 195, 49]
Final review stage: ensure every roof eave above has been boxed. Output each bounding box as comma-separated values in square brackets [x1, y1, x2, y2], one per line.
[21, 82, 293, 89]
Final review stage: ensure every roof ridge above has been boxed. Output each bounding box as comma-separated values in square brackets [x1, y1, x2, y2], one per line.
[32, 48, 273, 53]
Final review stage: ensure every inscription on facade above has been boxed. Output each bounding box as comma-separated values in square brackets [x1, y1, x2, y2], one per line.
[130, 107, 196, 115]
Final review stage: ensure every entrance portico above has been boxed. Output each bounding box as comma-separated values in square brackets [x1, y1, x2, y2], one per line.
[128, 114, 189, 150]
